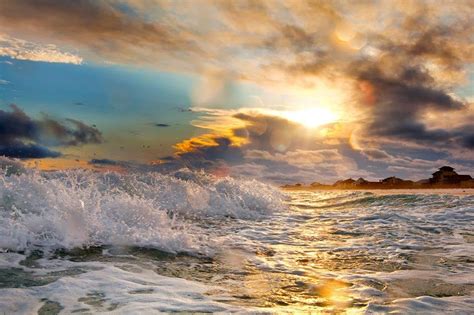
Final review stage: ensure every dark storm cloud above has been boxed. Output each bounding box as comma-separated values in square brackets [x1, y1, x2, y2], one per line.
[154, 123, 170, 127]
[398, 19, 473, 69]
[453, 125, 474, 150]
[462, 135, 474, 149]
[62, 119, 103, 145]
[88, 158, 153, 171]
[0, 105, 37, 144]
[351, 61, 472, 148]
[89, 158, 118, 166]
[0, 105, 102, 158]
[0, 142, 60, 158]
[339, 8, 473, 150]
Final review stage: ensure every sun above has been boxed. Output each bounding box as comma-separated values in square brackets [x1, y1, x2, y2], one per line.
[283, 107, 339, 128]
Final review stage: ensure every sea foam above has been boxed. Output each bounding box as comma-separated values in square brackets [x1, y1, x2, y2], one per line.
[0, 162, 284, 253]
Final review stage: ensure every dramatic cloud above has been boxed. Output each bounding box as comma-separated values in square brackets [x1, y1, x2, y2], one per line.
[159, 110, 364, 183]
[350, 57, 473, 150]
[0, 105, 102, 158]
[161, 106, 474, 183]
[1, 0, 473, 180]
[0, 142, 60, 159]
[0, 0, 195, 66]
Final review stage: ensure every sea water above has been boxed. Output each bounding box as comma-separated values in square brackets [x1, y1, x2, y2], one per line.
[0, 163, 473, 313]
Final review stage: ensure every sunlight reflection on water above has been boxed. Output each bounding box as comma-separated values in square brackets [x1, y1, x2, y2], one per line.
[205, 190, 474, 312]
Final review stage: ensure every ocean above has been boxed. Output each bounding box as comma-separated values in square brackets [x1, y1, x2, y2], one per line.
[0, 167, 473, 314]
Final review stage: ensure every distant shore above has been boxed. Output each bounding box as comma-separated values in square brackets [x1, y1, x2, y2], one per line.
[282, 185, 474, 190]
[281, 186, 474, 195]
[281, 166, 474, 192]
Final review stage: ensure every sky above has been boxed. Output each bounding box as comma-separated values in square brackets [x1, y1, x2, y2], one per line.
[0, 0, 473, 184]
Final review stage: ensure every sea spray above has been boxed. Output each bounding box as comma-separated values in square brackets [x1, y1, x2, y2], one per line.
[0, 164, 285, 254]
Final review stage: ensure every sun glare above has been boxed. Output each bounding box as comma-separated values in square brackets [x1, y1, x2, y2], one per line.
[284, 108, 339, 128]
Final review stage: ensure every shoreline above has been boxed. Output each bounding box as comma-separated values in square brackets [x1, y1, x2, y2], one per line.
[282, 187, 474, 196]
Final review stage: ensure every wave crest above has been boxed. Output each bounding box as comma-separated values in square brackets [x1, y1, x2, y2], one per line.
[0, 165, 284, 253]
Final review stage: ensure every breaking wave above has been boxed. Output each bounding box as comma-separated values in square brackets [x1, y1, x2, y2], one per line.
[0, 161, 285, 253]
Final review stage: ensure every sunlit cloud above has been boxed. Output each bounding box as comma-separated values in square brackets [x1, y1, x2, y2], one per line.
[0, 0, 473, 181]
[0, 34, 82, 64]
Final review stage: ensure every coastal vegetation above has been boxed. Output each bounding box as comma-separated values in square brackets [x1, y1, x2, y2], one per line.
[283, 166, 474, 190]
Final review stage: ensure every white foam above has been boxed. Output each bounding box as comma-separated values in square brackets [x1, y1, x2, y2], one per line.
[367, 296, 474, 314]
[0, 165, 284, 253]
[0, 259, 243, 313]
